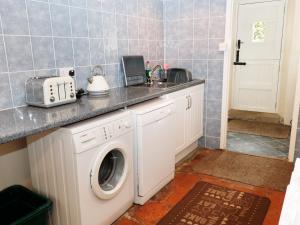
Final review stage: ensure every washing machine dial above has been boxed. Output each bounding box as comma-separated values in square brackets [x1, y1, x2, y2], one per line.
[107, 125, 113, 139]
[123, 121, 131, 129]
[102, 127, 108, 140]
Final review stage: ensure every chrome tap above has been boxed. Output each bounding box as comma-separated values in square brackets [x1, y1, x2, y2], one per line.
[151, 65, 164, 81]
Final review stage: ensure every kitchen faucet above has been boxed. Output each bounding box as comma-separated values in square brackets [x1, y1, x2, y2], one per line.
[151, 65, 164, 81]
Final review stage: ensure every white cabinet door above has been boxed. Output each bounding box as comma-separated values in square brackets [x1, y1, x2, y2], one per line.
[162, 89, 188, 154]
[162, 84, 204, 154]
[174, 93, 189, 154]
[188, 85, 204, 143]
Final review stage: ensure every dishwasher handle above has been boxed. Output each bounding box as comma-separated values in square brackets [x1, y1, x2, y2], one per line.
[137, 106, 173, 126]
[156, 108, 172, 122]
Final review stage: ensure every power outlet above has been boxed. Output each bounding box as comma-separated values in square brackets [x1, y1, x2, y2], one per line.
[59, 67, 74, 77]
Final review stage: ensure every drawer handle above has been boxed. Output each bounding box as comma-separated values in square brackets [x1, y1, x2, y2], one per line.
[81, 136, 95, 143]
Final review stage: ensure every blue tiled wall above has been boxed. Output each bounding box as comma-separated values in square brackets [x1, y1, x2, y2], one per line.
[1, 0, 299, 153]
[164, 0, 226, 149]
[0, 0, 164, 110]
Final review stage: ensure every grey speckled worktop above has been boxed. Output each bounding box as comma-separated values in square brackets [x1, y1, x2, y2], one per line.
[0, 80, 204, 144]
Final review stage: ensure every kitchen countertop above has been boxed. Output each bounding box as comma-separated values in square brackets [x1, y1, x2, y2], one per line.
[0, 79, 204, 144]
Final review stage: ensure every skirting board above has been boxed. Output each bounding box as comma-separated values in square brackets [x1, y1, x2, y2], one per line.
[175, 141, 198, 163]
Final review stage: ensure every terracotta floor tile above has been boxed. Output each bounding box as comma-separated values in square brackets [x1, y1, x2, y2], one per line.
[115, 217, 138, 225]
[134, 201, 170, 224]
[116, 150, 286, 225]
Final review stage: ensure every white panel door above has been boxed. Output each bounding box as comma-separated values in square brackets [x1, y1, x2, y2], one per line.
[232, 0, 285, 113]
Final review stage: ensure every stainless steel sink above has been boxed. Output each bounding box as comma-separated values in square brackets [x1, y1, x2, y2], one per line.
[136, 81, 184, 89]
[152, 82, 178, 89]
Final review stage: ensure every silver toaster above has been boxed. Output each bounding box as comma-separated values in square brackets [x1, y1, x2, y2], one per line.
[25, 76, 76, 108]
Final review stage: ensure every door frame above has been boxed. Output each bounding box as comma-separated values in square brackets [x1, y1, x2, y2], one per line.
[220, 0, 299, 162]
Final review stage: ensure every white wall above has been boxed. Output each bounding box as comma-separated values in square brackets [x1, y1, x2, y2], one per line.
[0, 148, 31, 190]
[278, 0, 300, 124]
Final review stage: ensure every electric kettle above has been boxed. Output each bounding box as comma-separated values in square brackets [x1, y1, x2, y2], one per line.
[87, 65, 110, 96]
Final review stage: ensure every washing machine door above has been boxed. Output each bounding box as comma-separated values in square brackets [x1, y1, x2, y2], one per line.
[90, 142, 129, 200]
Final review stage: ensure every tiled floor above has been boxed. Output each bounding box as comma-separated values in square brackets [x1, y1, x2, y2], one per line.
[227, 132, 289, 159]
[116, 149, 285, 225]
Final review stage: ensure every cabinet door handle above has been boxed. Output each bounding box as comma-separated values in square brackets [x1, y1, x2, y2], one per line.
[189, 96, 192, 109]
[187, 95, 191, 110]
[186, 96, 189, 110]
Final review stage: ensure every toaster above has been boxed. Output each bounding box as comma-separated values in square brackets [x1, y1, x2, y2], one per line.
[25, 76, 76, 108]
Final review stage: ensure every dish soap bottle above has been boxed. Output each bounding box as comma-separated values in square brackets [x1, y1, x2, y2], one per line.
[145, 61, 152, 84]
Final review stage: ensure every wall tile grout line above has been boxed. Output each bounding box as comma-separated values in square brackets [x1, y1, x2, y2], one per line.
[0, 14, 14, 110]
[163, 0, 166, 68]
[48, 0, 58, 76]
[177, 0, 180, 66]
[86, 0, 92, 73]
[205, 0, 212, 147]
[24, 0, 36, 78]
[101, 1, 107, 69]
[67, 0, 77, 85]
[17, 0, 37, 108]
[114, 2, 119, 88]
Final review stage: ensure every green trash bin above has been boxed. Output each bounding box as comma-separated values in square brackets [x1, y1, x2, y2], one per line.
[0, 185, 52, 225]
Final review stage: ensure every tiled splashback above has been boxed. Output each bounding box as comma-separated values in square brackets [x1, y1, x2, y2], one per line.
[164, 0, 226, 148]
[0, 0, 164, 110]
[0, 0, 226, 149]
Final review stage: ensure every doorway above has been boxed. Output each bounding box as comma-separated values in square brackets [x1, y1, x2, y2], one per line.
[232, 0, 284, 113]
[221, 0, 300, 161]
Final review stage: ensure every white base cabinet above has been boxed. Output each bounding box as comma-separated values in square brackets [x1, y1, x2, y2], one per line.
[279, 158, 300, 225]
[163, 84, 204, 155]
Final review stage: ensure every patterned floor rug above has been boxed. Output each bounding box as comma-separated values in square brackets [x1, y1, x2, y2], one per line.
[158, 181, 270, 225]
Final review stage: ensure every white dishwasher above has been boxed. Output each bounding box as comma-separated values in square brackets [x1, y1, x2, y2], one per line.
[129, 99, 176, 205]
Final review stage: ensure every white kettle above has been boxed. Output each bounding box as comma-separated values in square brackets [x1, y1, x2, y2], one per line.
[87, 65, 110, 96]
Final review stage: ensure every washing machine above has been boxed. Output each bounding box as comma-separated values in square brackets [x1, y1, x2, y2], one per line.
[27, 110, 134, 225]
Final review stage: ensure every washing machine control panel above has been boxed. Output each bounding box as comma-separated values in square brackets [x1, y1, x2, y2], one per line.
[101, 125, 113, 141]
[100, 118, 132, 142]
[73, 116, 132, 154]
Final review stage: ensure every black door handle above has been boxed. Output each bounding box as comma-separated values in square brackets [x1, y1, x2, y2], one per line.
[234, 39, 247, 66]
[237, 39, 242, 49]
[234, 62, 247, 66]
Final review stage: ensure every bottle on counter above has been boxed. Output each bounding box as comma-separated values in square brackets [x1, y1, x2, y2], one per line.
[145, 61, 152, 84]
[163, 64, 169, 82]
